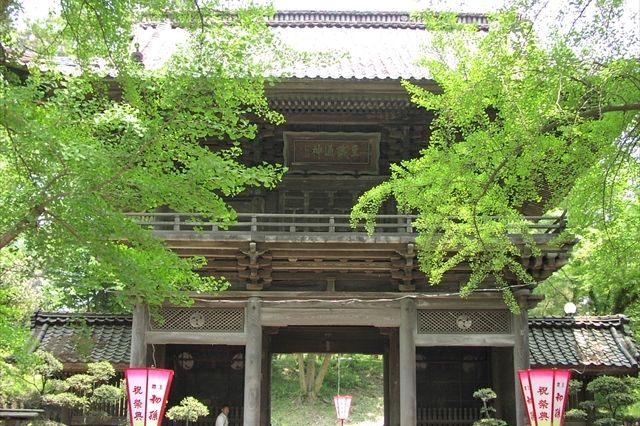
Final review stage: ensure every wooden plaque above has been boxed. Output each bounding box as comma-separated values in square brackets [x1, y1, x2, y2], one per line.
[283, 132, 380, 174]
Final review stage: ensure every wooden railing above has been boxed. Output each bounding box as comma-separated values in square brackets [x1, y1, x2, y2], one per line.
[44, 404, 479, 426]
[417, 407, 479, 426]
[68, 398, 128, 425]
[125, 212, 566, 235]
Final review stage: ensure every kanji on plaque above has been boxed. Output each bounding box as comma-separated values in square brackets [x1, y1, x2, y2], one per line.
[518, 369, 571, 426]
[125, 368, 174, 426]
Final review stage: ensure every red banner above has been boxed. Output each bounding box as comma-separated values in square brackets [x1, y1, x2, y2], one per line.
[125, 368, 174, 426]
[518, 369, 570, 426]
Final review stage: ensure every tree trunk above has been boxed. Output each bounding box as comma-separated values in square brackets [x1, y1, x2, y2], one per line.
[306, 354, 316, 399]
[296, 353, 333, 400]
[297, 354, 307, 397]
[313, 354, 332, 396]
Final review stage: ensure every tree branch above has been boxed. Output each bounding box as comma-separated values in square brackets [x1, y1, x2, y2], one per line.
[43, 209, 85, 243]
[193, 0, 205, 32]
[0, 205, 45, 249]
[0, 170, 68, 249]
[541, 102, 640, 133]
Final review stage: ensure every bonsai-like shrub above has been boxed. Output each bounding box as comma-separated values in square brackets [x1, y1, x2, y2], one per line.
[575, 376, 640, 426]
[472, 388, 507, 426]
[166, 396, 209, 426]
[565, 408, 588, 421]
[42, 360, 124, 423]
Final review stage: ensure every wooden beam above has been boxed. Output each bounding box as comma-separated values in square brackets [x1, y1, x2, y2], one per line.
[271, 338, 384, 354]
[261, 307, 400, 327]
[414, 334, 515, 347]
[415, 299, 509, 309]
[145, 331, 246, 345]
[400, 298, 417, 426]
[243, 297, 262, 426]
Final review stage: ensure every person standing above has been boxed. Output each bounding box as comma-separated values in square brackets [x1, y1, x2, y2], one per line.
[215, 405, 230, 426]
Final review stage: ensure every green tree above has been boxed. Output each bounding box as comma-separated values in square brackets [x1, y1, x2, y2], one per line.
[532, 167, 640, 319]
[0, 0, 290, 353]
[0, 350, 61, 408]
[166, 396, 209, 426]
[41, 360, 124, 424]
[351, 0, 640, 307]
[569, 376, 640, 426]
[0, 246, 42, 380]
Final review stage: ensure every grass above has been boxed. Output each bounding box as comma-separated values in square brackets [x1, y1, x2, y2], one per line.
[270, 354, 384, 426]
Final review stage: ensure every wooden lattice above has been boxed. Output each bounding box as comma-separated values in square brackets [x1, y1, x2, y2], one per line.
[150, 308, 244, 332]
[417, 310, 511, 334]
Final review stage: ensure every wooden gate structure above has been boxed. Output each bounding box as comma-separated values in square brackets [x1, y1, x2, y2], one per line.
[122, 10, 575, 426]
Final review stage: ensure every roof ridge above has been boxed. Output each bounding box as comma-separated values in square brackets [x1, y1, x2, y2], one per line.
[31, 311, 132, 326]
[528, 314, 628, 327]
[269, 10, 489, 29]
[137, 11, 489, 31]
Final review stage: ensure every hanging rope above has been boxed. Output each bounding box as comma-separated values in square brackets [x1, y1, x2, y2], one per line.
[337, 354, 341, 395]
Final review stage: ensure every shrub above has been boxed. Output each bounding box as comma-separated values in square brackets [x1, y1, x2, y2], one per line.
[472, 388, 506, 426]
[166, 396, 209, 424]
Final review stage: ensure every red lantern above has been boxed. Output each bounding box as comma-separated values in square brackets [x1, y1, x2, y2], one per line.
[518, 369, 571, 426]
[333, 395, 352, 425]
[125, 368, 174, 426]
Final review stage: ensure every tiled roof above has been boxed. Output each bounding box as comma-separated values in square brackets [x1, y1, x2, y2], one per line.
[528, 315, 640, 373]
[31, 311, 132, 370]
[131, 11, 487, 81]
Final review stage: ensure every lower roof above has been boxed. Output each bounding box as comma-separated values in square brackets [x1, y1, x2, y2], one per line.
[528, 315, 639, 374]
[30, 311, 639, 374]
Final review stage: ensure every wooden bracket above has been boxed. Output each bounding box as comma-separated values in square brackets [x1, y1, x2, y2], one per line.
[392, 243, 416, 291]
[326, 276, 336, 292]
[238, 242, 272, 290]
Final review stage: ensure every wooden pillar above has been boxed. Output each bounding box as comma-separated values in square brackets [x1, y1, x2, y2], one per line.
[130, 302, 148, 367]
[491, 347, 514, 422]
[384, 349, 390, 425]
[388, 328, 400, 426]
[244, 297, 262, 426]
[260, 331, 271, 426]
[513, 293, 530, 426]
[399, 298, 416, 426]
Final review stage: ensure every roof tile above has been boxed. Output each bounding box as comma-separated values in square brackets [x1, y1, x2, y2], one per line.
[31, 312, 132, 367]
[528, 315, 639, 372]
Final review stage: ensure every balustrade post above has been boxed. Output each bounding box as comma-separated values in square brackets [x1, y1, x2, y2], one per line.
[329, 216, 335, 233]
[251, 215, 258, 232]
[406, 217, 413, 233]
[173, 215, 180, 231]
